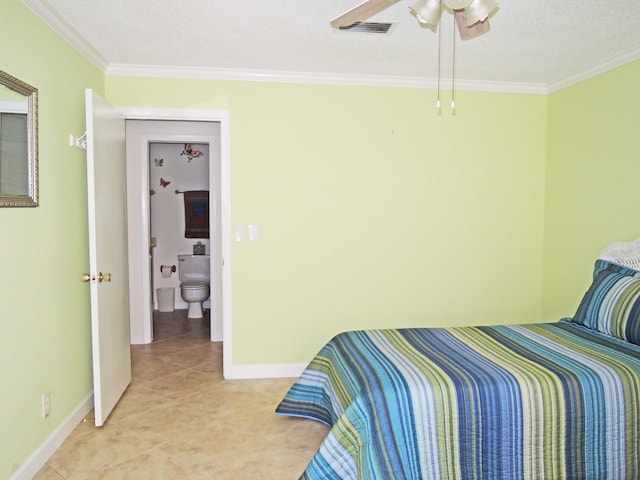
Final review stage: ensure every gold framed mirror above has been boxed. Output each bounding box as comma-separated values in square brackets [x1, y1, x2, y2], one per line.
[0, 69, 38, 207]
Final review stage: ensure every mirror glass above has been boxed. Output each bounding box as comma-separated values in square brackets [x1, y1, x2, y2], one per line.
[0, 69, 38, 207]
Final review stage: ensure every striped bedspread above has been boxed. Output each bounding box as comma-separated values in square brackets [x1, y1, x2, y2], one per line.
[276, 321, 640, 479]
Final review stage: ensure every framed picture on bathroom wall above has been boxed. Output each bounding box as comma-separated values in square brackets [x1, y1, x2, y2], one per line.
[183, 190, 209, 238]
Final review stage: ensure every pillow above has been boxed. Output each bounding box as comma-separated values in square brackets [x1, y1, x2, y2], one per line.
[572, 259, 640, 345]
[592, 258, 640, 278]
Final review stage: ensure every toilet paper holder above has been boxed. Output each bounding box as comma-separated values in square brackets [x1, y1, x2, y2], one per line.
[161, 265, 176, 273]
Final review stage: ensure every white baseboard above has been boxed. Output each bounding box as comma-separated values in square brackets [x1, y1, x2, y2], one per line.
[9, 393, 94, 480]
[224, 362, 306, 380]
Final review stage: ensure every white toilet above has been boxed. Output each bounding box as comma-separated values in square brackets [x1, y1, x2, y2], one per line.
[178, 254, 210, 319]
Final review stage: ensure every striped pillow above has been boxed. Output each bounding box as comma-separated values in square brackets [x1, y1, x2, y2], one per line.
[572, 259, 640, 345]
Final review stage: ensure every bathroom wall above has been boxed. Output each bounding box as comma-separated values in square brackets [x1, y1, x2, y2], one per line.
[149, 142, 211, 310]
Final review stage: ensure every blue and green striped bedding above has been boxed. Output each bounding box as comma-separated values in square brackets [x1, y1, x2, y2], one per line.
[277, 321, 640, 479]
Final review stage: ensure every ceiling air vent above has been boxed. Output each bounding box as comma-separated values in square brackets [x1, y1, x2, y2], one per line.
[339, 22, 394, 34]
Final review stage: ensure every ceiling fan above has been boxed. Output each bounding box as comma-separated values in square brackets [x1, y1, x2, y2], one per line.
[330, 0, 499, 40]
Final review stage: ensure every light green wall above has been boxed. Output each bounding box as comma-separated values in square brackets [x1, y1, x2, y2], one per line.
[7, 1, 635, 475]
[107, 78, 548, 363]
[0, 1, 103, 477]
[542, 60, 640, 321]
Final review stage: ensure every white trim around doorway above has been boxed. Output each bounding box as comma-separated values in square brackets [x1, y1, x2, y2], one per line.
[118, 107, 232, 379]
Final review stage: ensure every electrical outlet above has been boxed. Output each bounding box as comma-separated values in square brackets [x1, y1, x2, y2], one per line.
[41, 392, 51, 417]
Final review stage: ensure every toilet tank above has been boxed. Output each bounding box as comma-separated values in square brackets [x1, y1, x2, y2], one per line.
[178, 254, 210, 282]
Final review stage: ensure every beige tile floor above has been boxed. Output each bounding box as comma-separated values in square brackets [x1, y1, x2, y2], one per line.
[34, 310, 329, 479]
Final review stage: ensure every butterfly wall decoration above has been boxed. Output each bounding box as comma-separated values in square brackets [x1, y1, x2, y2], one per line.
[154, 158, 164, 167]
[160, 178, 171, 188]
[180, 143, 203, 162]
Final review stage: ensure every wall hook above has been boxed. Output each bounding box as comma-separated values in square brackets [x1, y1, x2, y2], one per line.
[68, 132, 87, 150]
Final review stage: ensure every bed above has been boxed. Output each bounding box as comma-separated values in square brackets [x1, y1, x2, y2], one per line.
[276, 239, 640, 479]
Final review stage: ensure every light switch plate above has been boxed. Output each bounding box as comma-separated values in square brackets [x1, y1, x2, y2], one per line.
[248, 224, 259, 241]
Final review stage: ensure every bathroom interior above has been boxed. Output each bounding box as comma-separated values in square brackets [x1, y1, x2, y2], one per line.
[149, 141, 211, 320]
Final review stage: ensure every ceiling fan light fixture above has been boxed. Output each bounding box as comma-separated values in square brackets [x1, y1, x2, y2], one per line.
[409, 0, 441, 27]
[464, 0, 498, 25]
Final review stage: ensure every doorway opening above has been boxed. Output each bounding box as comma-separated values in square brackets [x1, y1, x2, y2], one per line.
[122, 111, 231, 378]
[149, 140, 211, 319]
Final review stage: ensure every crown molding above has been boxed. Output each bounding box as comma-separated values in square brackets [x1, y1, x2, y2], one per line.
[22, 0, 636, 95]
[105, 63, 548, 94]
[20, 0, 109, 72]
[548, 47, 640, 93]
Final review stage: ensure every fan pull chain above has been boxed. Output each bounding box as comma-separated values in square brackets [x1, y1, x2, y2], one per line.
[436, 0, 442, 111]
[451, 12, 456, 112]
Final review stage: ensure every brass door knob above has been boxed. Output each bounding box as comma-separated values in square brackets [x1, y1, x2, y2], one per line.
[82, 273, 112, 282]
[98, 272, 112, 283]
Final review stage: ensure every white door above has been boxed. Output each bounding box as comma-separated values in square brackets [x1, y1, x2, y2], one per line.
[84, 89, 131, 426]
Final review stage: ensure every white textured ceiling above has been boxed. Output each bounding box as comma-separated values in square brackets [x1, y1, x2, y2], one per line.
[22, 0, 640, 92]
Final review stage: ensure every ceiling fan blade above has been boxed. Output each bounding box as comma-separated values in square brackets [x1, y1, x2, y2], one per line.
[454, 9, 490, 39]
[330, 0, 401, 28]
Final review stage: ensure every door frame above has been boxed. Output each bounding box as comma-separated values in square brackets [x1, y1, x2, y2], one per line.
[126, 123, 221, 341]
[120, 107, 231, 371]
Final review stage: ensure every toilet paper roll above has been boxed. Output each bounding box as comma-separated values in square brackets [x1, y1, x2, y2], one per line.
[161, 265, 173, 278]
